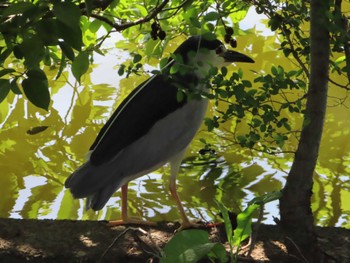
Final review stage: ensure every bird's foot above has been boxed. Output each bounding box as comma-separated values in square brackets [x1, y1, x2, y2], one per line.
[176, 220, 206, 232]
[107, 217, 157, 227]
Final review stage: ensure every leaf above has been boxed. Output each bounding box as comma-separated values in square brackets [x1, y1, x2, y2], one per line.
[36, 18, 59, 45]
[161, 230, 226, 263]
[204, 12, 220, 21]
[159, 57, 171, 70]
[0, 48, 12, 63]
[89, 19, 102, 33]
[57, 21, 83, 51]
[221, 66, 228, 76]
[271, 66, 278, 76]
[229, 9, 248, 23]
[22, 69, 50, 110]
[335, 55, 345, 64]
[233, 203, 259, 247]
[54, 2, 81, 28]
[133, 54, 142, 63]
[0, 68, 15, 78]
[0, 79, 11, 103]
[248, 191, 282, 206]
[72, 51, 89, 83]
[58, 41, 75, 61]
[27, 126, 49, 135]
[242, 80, 252, 87]
[55, 54, 66, 80]
[84, 0, 93, 16]
[19, 37, 45, 68]
[170, 64, 180, 74]
[2, 2, 35, 17]
[190, 17, 201, 28]
[215, 200, 233, 245]
[176, 89, 185, 102]
[10, 78, 22, 94]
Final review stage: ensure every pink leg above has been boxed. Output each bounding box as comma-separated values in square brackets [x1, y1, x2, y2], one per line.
[107, 184, 156, 227]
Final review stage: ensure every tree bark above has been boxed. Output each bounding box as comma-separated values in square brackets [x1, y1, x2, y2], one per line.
[280, 0, 330, 261]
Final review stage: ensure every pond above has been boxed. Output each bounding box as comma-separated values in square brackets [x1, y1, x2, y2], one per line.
[1, 8, 349, 228]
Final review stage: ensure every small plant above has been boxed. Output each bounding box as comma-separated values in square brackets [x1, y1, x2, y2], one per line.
[160, 229, 227, 263]
[216, 191, 282, 262]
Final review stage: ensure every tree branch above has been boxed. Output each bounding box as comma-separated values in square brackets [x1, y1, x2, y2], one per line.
[90, 0, 170, 31]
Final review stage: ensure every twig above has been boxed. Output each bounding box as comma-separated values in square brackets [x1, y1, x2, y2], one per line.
[90, 0, 169, 32]
[98, 227, 148, 262]
[285, 236, 310, 263]
[131, 229, 163, 258]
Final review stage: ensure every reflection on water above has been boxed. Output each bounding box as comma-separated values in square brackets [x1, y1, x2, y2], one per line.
[1, 30, 350, 229]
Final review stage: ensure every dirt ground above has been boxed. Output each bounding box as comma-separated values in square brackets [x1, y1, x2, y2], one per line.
[0, 218, 349, 262]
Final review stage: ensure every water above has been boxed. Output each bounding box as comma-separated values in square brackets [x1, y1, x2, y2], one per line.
[0, 8, 349, 228]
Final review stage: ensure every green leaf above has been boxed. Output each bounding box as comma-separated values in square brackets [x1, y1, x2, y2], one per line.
[215, 200, 233, 245]
[27, 126, 49, 135]
[58, 41, 75, 61]
[36, 18, 59, 45]
[10, 78, 22, 94]
[72, 51, 89, 83]
[221, 66, 228, 76]
[190, 17, 201, 28]
[209, 66, 218, 76]
[242, 80, 252, 87]
[159, 57, 170, 70]
[85, 0, 93, 16]
[0, 68, 15, 78]
[18, 37, 45, 68]
[89, 19, 102, 33]
[335, 55, 345, 64]
[118, 65, 125, 76]
[133, 54, 142, 63]
[0, 79, 11, 103]
[217, 88, 228, 98]
[208, 243, 227, 263]
[57, 21, 83, 51]
[22, 69, 50, 110]
[54, 2, 81, 28]
[229, 9, 248, 23]
[0, 48, 12, 63]
[55, 54, 66, 80]
[248, 191, 282, 206]
[176, 89, 185, 102]
[2, 2, 35, 17]
[204, 12, 220, 21]
[233, 203, 259, 247]
[161, 230, 226, 263]
[271, 66, 278, 76]
[170, 64, 180, 74]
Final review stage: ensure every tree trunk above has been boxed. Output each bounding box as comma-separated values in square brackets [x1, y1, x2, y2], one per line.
[280, 0, 330, 261]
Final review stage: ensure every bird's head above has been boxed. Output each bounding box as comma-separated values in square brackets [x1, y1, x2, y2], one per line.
[173, 35, 254, 77]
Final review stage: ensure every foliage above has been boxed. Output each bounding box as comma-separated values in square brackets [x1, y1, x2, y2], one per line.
[0, 0, 349, 246]
[216, 192, 282, 262]
[0, 0, 250, 110]
[160, 229, 227, 263]
[1, 0, 347, 154]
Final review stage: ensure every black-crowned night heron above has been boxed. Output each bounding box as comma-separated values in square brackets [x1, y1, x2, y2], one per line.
[65, 35, 254, 229]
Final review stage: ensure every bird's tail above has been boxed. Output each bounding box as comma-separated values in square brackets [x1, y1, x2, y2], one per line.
[65, 161, 123, 210]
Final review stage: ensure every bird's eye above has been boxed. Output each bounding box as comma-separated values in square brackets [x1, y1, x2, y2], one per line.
[216, 45, 225, 54]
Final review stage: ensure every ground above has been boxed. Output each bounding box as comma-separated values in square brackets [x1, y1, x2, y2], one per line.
[0, 218, 349, 262]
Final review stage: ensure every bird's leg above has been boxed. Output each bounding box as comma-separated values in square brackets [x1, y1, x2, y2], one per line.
[121, 184, 128, 220]
[107, 184, 157, 227]
[170, 151, 202, 230]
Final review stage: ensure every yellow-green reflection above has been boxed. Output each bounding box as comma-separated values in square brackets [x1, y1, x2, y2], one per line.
[0, 27, 349, 229]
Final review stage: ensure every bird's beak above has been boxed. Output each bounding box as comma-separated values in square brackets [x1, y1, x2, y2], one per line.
[222, 50, 254, 63]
